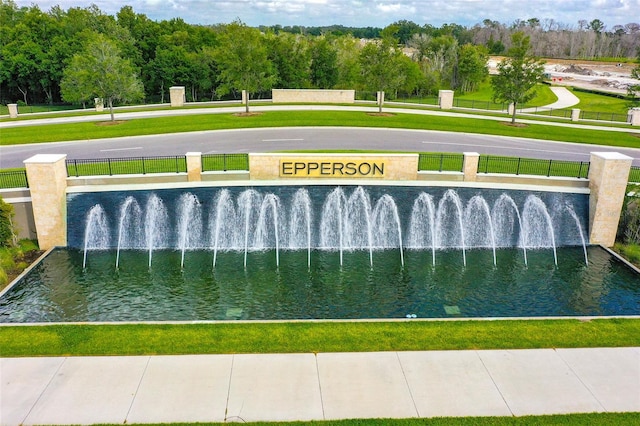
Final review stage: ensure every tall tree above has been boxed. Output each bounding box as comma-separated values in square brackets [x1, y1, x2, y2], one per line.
[60, 33, 144, 121]
[455, 43, 488, 93]
[359, 28, 406, 112]
[310, 37, 338, 89]
[213, 21, 276, 112]
[491, 31, 545, 123]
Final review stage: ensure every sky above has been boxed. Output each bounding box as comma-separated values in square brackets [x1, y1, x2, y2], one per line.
[13, 0, 640, 29]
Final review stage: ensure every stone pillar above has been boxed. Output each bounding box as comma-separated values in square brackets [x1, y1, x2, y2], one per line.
[170, 86, 186, 107]
[94, 98, 104, 112]
[377, 91, 385, 107]
[186, 152, 202, 182]
[588, 152, 633, 247]
[438, 90, 454, 110]
[23, 154, 68, 250]
[463, 152, 480, 182]
[7, 103, 18, 118]
[571, 108, 580, 122]
[507, 103, 515, 116]
[629, 108, 640, 126]
[242, 90, 248, 106]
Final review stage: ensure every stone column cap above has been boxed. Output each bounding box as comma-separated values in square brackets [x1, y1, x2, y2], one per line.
[186, 151, 202, 156]
[24, 154, 67, 164]
[463, 151, 480, 157]
[590, 152, 633, 161]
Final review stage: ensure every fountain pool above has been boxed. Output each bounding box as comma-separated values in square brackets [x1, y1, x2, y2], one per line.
[1, 184, 639, 322]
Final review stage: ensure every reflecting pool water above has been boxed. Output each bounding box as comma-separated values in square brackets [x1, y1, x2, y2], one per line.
[0, 246, 638, 322]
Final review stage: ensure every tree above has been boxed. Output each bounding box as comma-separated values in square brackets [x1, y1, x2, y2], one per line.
[455, 43, 488, 93]
[213, 21, 276, 112]
[359, 29, 407, 112]
[60, 33, 144, 121]
[491, 32, 545, 123]
[310, 37, 338, 89]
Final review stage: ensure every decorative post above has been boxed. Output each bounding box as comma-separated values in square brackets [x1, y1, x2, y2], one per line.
[571, 108, 580, 122]
[463, 152, 480, 181]
[186, 152, 202, 182]
[23, 154, 68, 249]
[588, 152, 633, 246]
[630, 108, 640, 126]
[94, 98, 104, 112]
[7, 103, 18, 118]
[438, 90, 454, 110]
[170, 86, 186, 107]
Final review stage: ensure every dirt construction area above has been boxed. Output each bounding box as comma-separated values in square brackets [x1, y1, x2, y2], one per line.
[489, 57, 639, 94]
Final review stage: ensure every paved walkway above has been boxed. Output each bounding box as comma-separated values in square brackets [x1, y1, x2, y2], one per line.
[2, 347, 639, 424]
[520, 87, 580, 112]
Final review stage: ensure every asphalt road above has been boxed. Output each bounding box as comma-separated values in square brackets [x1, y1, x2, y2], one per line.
[2, 127, 640, 169]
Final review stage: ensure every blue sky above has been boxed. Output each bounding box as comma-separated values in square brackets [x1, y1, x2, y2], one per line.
[14, 0, 640, 28]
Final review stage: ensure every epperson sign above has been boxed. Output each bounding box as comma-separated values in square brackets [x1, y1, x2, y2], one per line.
[280, 160, 385, 178]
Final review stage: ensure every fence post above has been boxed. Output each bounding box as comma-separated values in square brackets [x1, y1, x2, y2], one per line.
[571, 108, 580, 122]
[516, 157, 521, 175]
[108, 159, 112, 176]
[141, 158, 146, 175]
[462, 152, 479, 181]
[186, 152, 202, 182]
[547, 159, 552, 177]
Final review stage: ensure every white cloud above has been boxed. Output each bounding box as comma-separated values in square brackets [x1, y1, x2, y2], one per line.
[12, 0, 640, 27]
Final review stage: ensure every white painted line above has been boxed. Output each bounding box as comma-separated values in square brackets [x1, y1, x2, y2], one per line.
[261, 138, 304, 142]
[99, 147, 144, 152]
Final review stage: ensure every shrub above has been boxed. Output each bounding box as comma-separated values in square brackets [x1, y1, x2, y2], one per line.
[0, 197, 17, 247]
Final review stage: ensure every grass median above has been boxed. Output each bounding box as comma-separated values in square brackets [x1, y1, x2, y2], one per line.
[2, 110, 640, 148]
[1, 318, 638, 357]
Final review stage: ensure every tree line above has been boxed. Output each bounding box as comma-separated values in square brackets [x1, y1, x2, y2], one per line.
[1, 1, 638, 107]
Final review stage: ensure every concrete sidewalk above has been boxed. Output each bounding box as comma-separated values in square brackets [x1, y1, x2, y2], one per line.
[2, 347, 639, 424]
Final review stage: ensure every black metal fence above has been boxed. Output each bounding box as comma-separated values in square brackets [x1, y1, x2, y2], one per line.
[580, 110, 629, 123]
[0, 170, 28, 189]
[629, 166, 640, 183]
[418, 153, 464, 172]
[478, 155, 590, 178]
[453, 98, 508, 111]
[66, 156, 187, 177]
[201, 153, 249, 171]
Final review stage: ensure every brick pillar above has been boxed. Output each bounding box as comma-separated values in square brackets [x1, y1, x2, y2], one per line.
[588, 152, 633, 246]
[186, 152, 202, 182]
[24, 154, 68, 249]
[463, 152, 479, 181]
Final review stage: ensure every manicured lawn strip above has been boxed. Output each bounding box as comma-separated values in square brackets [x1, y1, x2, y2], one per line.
[91, 413, 640, 425]
[2, 111, 640, 148]
[0, 319, 638, 357]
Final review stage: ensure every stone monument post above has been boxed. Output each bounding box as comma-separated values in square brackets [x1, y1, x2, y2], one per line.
[462, 152, 480, 182]
[438, 90, 454, 110]
[630, 108, 640, 126]
[170, 86, 186, 107]
[23, 154, 68, 250]
[588, 152, 633, 246]
[7, 103, 18, 118]
[186, 152, 202, 182]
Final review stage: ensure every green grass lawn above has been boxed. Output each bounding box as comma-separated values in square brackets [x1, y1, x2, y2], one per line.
[1, 319, 637, 357]
[2, 110, 640, 148]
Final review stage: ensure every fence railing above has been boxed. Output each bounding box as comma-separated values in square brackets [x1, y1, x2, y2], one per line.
[0, 169, 29, 189]
[66, 156, 187, 177]
[418, 153, 464, 172]
[477, 155, 590, 178]
[202, 153, 249, 171]
[629, 166, 640, 183]
[453, 98, 508, 111]
[580, 110, 629, 123]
